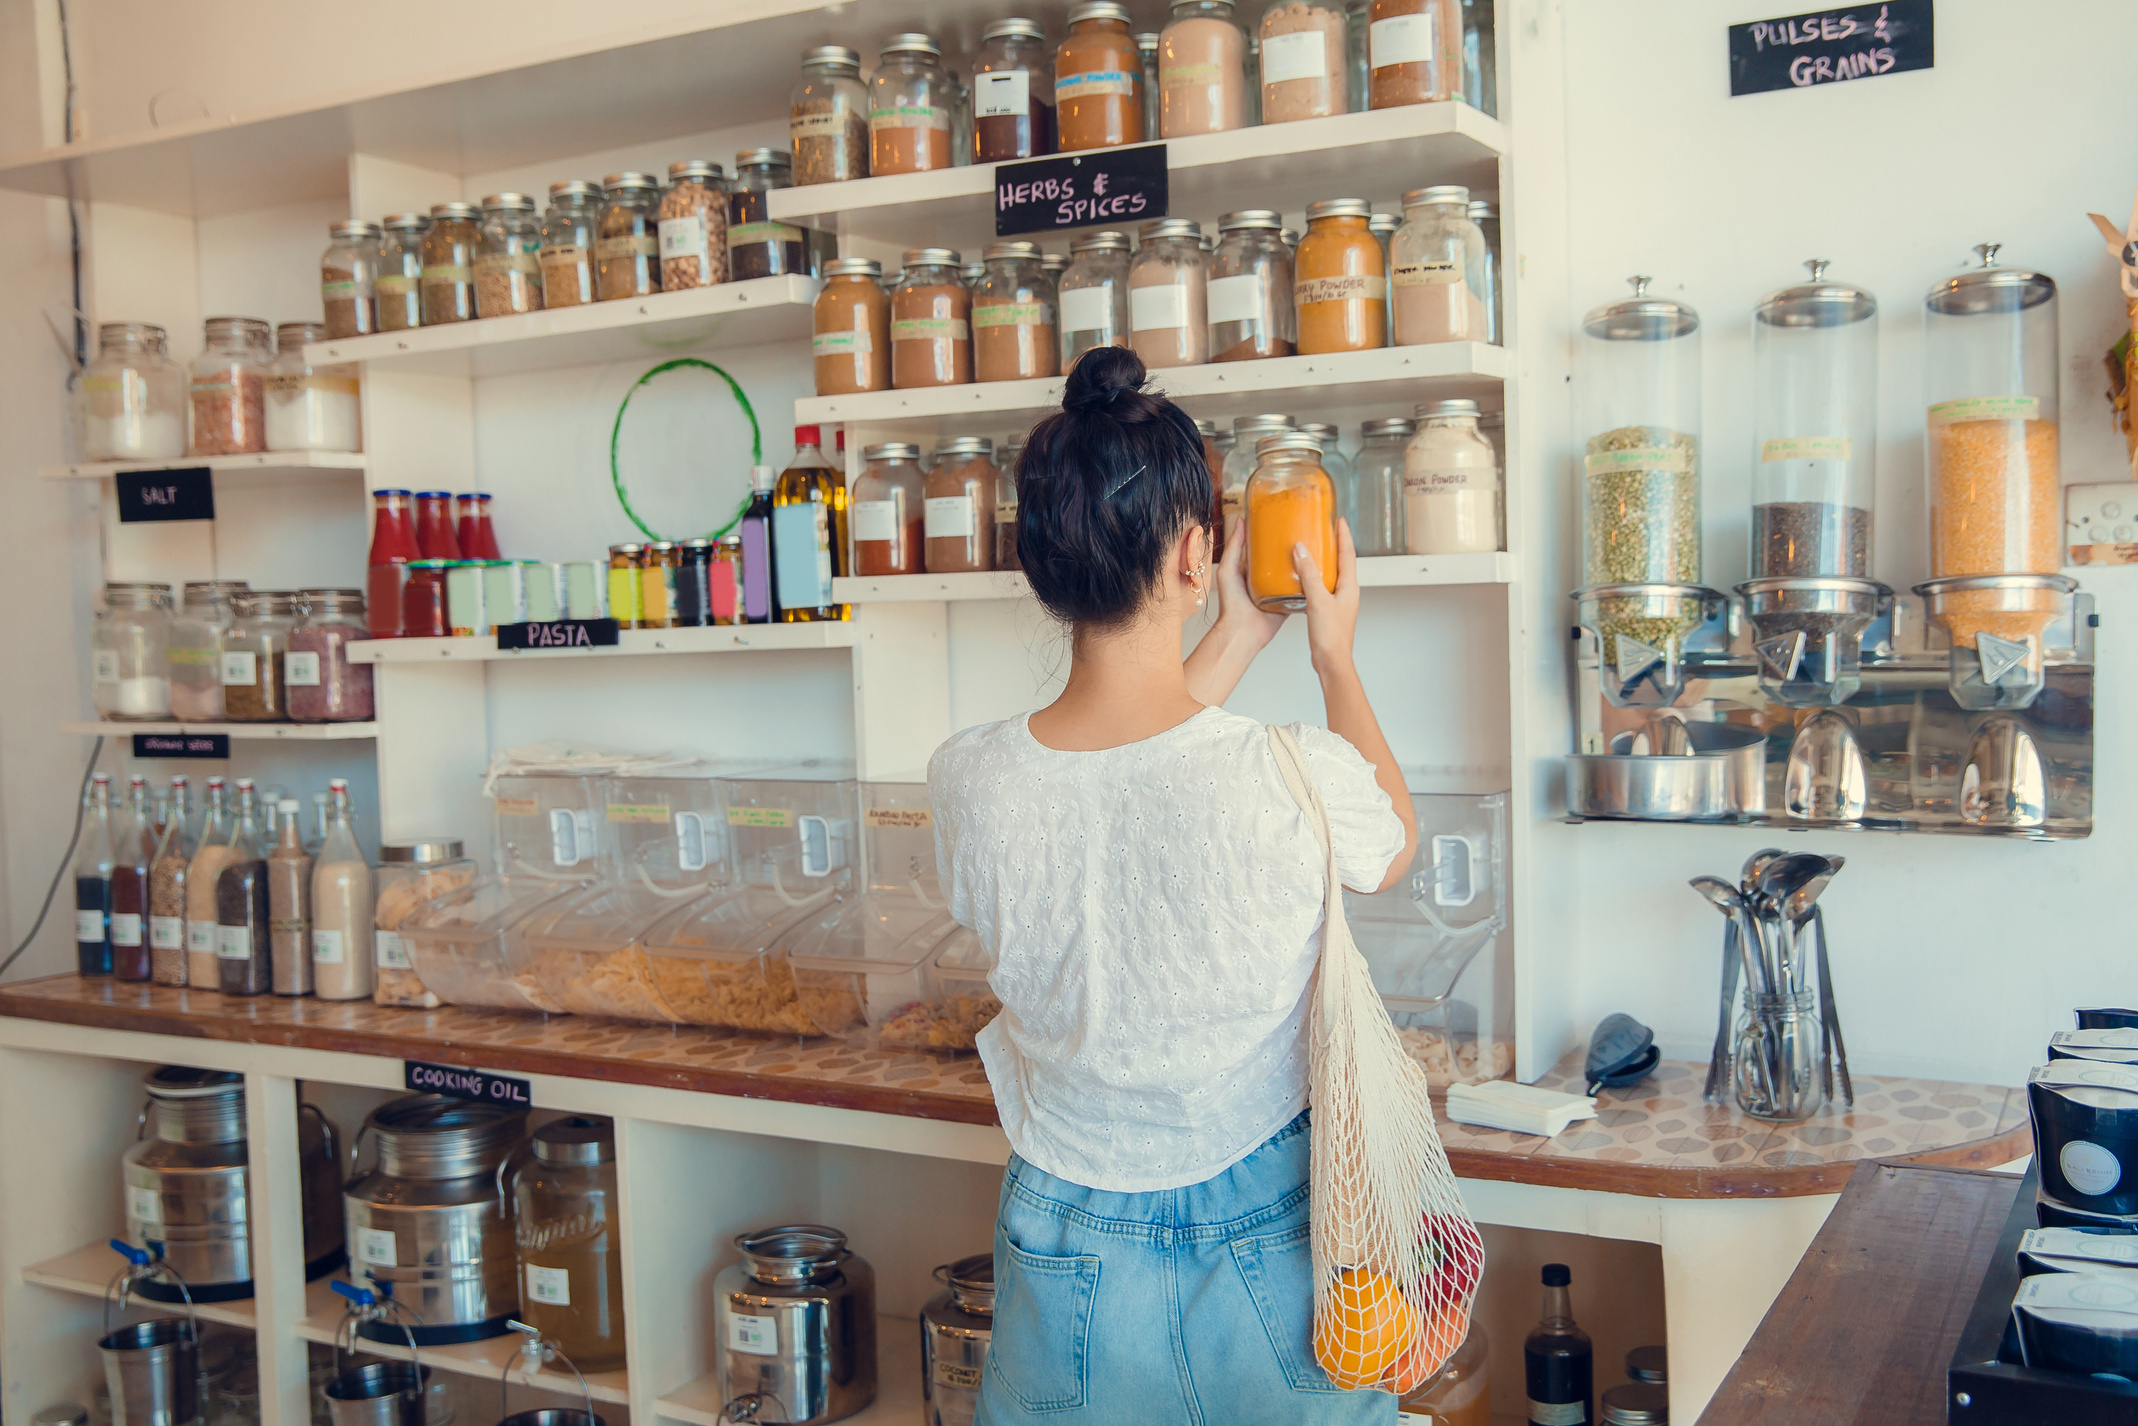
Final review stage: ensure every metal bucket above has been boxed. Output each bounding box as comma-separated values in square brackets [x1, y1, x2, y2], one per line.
[99, 1318, 200, 1426]
[499, 1412, 602, 1426]
[323, 1362, 430, 1426]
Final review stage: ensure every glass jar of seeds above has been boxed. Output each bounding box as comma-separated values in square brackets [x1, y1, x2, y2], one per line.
[475, 193, 545, 317]
[1751, 261, 1877, 579]
[377, 213, 430, 332]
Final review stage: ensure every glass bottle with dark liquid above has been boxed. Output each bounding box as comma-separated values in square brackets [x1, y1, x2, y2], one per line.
[1523, 1263, 1593, 1426]
[73, 773, 116, 976]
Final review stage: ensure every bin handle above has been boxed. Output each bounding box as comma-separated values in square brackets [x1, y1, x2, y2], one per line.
[104, 1239, 199, 1344]
[330, 1276, 425, 1389]
[500, 1321, 597, 1423]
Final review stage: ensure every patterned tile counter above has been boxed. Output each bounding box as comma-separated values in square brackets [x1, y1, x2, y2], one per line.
[0, 976, 2027, 1197]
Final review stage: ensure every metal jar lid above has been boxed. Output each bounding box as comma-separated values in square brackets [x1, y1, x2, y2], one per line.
[1362, 417, 1416, 439]
[1040, 254, 1068, 274]
[1469, 197, 1497, 221]
[824, 257, 883, 279]
[548, 179, 602, 201]
[902, 247, 963, 269]
[864, 442, 923, 461]
[1194, 418, 1219, 437]
[736, 1224, 850, 1285]
[330, 220, 383, 241]
[1757, 259, 1876, 328]
[1218, 209, 1283, 232]
[1305, 198, 1372, 221]
[145, 1066, 245, 1101]
[366, 1094, 527, 1180]
[1068, 1, 1133, 23]
[429, 201, 480, 222]
[1584, 275, 1699, 340]
[1233, 413, 1294, 435]
[667, 160, 724, 183]
[1925, 242, 2055, 315]
[480, 193, 536, 212]
[1418, 398, 1482, 419]
[1140, 218, 1203, 242]
[1403, 184, 1470, 208]
[734, 148, 793, 169]
[382, 212, 432, 233]
[937, 1253, 997, 1315]
[1072, 230, 1132, 253]
[1136, 30, 1160, 50]
[1297, 421, 1338, 446]
[602, 172, 659, 192]
[296, 588, 366, 615]
[234, 590, 297, 618]
[984, 17, 1046, 41]
[1625, 1344, 1667, 1384]
[1256, 431, 1323, 456]
[800, 44, 862, 69]
[276, 321, 327, 348]
[1600, 1382, 1669, 1424]
[532, 1115, 615, 1166]
[984, 240, 1044, 262]
[882, 31, 942, 56]
[1368, 214, 1399, 237]
[379, 838, 465, 864]
[935, 436, 996, 459]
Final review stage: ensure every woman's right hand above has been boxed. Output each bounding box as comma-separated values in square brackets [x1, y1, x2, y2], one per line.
[1293, 519, 1360, 676]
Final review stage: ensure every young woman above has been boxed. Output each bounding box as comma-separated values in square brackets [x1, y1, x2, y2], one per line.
[929, 347, 1418, 1422]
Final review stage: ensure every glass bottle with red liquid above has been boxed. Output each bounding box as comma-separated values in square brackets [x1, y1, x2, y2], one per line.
[365, 489, 422, 636]
[456, 492, 502, 559]
[415, 491, 462, 558]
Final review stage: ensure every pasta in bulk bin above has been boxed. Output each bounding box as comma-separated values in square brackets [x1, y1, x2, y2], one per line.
[373, 840, 477, 1008]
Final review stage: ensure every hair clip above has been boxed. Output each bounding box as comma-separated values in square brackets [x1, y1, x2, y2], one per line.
[1102, 464, 1147, 499]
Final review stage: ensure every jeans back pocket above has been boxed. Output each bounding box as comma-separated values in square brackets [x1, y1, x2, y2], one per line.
[1230, 1221, 1345, 1395]
[990, 1240, 1101, 1411]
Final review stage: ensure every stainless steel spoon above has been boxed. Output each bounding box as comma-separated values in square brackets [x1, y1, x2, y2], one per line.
[1689, 875, 1747, 1101]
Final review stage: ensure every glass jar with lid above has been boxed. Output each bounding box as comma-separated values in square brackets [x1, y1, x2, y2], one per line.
[892, 249, 972, 389]
[1299, 421, 1353, 529]
[974, 20, 1057, 161]
[378, 213, 430, 332]
[658, 161, 728, 291]
[1750, 261, 1878, 579]
[1210, 210, 1294, 362]
[419, 202, 480, 324]
[92, 583, 173, 721]
[169, 581, 247, 720]
[1350, 417, 1413, 555]
[1057, 2, 1144, 151]
[1137, 32, 1163, 138]
[265, 321, 361, 453]
[1295, 198, 1385, 354]
[80, 322, 186, 461]
[852, 443, 928, 576]
[1194, 418, 1225, 535]
[512, 1115, 627, 1371]
[222, 590, 295, 723]
[1392, 185, 1487, 345]
[1370, 210, 1398, 331]
[1345, 0, 1371, 109]
[1160, 0, 1249, 136]
[1129, 219, 1208, 369]
[1259, 0, 1349, 122]
[1368, 0, 1460, 107]
[728, 149, 808, 281]
[1060, 230, 1132, 366]
[870, 35, 957, 176]
[288, 589, 373, 722]
[1404, 399, 1500, 554]
[320, 221, 382, 340]
[1245, 431, 1338, 612]
[1467, 197, 1501, 343]
[1581, 277, 1701, 586]
[962, 261, 987, 289]
[926, 437, 999, 572]
[539, 181, 602, 309]
[1223, 413, 1294, 522]
[974, 241, 1058, 383]
[188, 316, 272, 456]
[595, 173, 661, 302]
[996, 444, 1023, 571]
[373, 838, 477, 1008]
[814, 257, 891, 396]
[793, 46, 871, 185]
[475, 193, 544, 317]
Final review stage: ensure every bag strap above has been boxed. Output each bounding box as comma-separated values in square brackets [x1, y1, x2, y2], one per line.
[1268, 724, 1341, 918]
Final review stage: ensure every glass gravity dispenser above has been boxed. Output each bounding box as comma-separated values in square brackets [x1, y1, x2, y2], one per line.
[1914, 244, 2073, 709]
[1738, 260, 1889, 706]
[1573, 277, 1721, 706]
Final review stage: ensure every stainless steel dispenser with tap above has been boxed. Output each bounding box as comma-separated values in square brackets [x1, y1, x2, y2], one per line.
[714, 1225, 876, 1425]
[919, 1254, 993, 1426]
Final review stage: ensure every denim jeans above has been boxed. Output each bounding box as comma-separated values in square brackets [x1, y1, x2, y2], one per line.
[977, 1112, 1395, 1425]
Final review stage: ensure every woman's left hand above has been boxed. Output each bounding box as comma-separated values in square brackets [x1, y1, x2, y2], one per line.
[1211, 515, 1286, 650]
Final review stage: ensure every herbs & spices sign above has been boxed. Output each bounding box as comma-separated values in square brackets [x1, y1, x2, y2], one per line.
[1728, 1, 1932, 96]
[995, 146, 1168, 237]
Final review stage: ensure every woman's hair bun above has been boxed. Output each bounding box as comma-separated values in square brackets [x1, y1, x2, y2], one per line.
[1061, 346, 1149, 416]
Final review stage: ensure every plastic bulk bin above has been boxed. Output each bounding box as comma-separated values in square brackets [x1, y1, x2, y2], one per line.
[399, 876, 579, 1012]
[491, 773, 606, 890]
[879, 922, 1001, 1053]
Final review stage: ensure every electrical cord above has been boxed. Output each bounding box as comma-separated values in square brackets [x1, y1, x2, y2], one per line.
[0, 737, 103, 980]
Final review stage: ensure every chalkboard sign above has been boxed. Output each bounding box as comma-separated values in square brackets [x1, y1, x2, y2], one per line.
[995, 146, 1168, 237]
[1729, 1, 1932, 96]
[132, 732, 230, 760]
[496, 618, 620, 651]
[405, 1060, 532, 1107]
[116, 467, 215, 523]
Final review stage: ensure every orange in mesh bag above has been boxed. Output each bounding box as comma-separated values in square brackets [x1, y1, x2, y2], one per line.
[1267, 724, 1486, 1393]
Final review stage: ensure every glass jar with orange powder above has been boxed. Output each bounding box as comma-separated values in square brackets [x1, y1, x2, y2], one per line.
[1056, 2, 1145, 150]
[1295, 198, 1387, 354]
[1245, 430, 1338, 612]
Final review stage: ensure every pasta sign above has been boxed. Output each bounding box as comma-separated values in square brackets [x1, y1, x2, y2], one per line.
[1727, 1, 1933, 97]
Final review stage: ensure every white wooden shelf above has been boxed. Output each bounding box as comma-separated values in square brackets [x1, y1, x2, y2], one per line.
[833, 553, 1513, 603]
[349, 624, 857, 664]
[39, 452, 367, 481]
[23, 1241, 260, 1329]
[656, 1313, 920, 1426]
[297, 1279, 631, 1404]
[63, 721, 379, 740]
[773, 102, 1506, 248]
[1356, 551, 1515, 586]
[798, 342, 1507, 434]
[303, 277, 820, 378]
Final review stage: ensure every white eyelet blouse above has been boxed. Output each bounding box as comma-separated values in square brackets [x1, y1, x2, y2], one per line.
[928, 706, 1406, 1192]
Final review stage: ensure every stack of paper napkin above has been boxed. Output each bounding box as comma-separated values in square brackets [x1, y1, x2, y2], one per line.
[1445, 1080, 1598, 1138]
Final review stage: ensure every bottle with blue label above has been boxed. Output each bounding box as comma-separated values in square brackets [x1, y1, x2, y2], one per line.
[771, 424, 849, 622]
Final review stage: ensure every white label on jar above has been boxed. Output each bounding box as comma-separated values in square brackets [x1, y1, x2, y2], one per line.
[110, 913, 143, 948]
[284, 650, 322, 687]
[526, 1263, 571, 1306]
[76, 909, 104, 943]
[892, 316, 970, 342]
[93, 649, 120, 684]
[1929, 395, 2041, 425]
[728, 1311, 778, 1355]
[1527, 1403, 1586, 1426]
[996, 495, 1018, 522]
[356, 1226, 397, 1267]
[220, 650, 259, 687]
[1130, 283, 1189, 332]
[217, 925, 251, 960]
[790, 111, 852, 139]
[311, 928, 345, 965]
[926, 496, 977, 538]
[1405, 464, 1496, 493]
[1371, 10, 1436, 68]
[2062, 1140, 2123, 1197]
[869, 103, 950, 131]
[852, 500, 899, 543]
[1297, 274, 1387, 305]
[375, 930, 411, 969]
[1055, 69, 1138, 100]
[1761, 436, 1852, 462]
[1207, 273, 1266, 326]
[128, 1184, 162, 1223]
[1061, 285, 1115, 334]
[658, 215, 708, 260]
[1584, 446, 1694, 476]
[187, 919, 216, 954]
[150, 916, 184, 950]
[973, 301, 1051, 329]
[1260, 28, 1331, 83]
[812, 330, 873, 356]
[975, 69, 1032, 117]
[1393, 258, 1464, 287]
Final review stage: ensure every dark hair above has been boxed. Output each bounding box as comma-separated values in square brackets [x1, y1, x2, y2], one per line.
[1015, 347, 1216, 629]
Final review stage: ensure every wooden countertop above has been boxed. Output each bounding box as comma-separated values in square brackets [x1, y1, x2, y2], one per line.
[1699, 1161, 2023, 1424]
[0, 975, 2028, 1198]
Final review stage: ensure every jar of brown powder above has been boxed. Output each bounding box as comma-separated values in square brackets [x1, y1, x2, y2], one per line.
[974, 242, 1059, 383]
[321, 221, 381, 339]
[892, 249, 972, 388]
[1057, 2, 1144, 150]
[1295, 198, 1386, 354]
[926, 437, 999, 573]
[1061, 231, 1132, 367]
[974, 20, 1057, 161]
[419, 201, 480, 324]
[1260, 1, 1349, 120]
[852, 443, 928, 576]
[221, 590, 295, 722]
[871, 35, 957, 176]
[814, 258, 891, 395]
[476, 193, 545, 318]
[1368, 0, 1460, 107]
[658, 160, 728, 291]
[793, 46, 871, 185]
[1159, 0, 1248, 137]
[1210, 210, 1294, 362]
[595, 172, 662, 301]
[1129, 219, 1208, 369]
[188, 317, 272, 457]
[377, 213, 429, 332]
[539, 181, 601, 309]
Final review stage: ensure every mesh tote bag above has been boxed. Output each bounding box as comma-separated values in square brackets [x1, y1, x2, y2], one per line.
[1267, 723, 1485, 1393]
